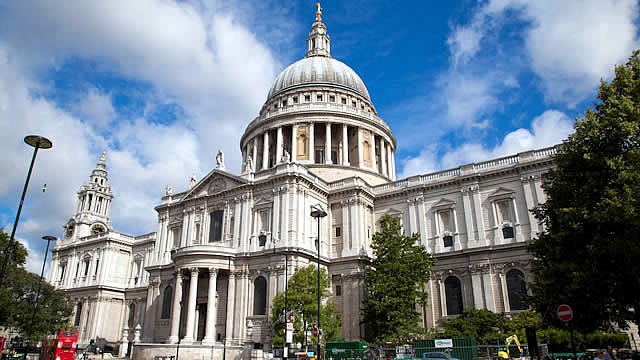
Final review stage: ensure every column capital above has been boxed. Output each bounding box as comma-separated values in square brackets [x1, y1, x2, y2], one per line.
[208, 268, 218, 278]
[189, 267, 200, 276]
[228, 271, 236, 280]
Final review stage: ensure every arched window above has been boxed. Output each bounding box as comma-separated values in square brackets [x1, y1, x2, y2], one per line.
[74, 302, 82, 326]
[444, 276, 463, 315]
[128, 303, 136, 328]
[161, 286, 173, 319]
[297, 134, 308, 159]
[253, 277, 267, 315]
[506, 269, 527, 311]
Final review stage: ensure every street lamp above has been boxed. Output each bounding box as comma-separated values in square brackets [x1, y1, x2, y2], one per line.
[30, 235, 56, 339]
[310, 204, 327, 360]
[0, 135, 53, 287]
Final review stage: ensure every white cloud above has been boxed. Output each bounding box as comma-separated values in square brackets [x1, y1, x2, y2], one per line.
[521, 0, 639, 105]
[400, 110, 573, 175]
[0, 0, 290, 273]
[446, 0, 639, 107]
[74, 89, 116, 129]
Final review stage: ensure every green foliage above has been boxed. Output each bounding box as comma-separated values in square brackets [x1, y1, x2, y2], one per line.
[0, 228, 73, 339]
[362, 215, 435, 343]
[270, 265, 341, 347]
[434, 309, 626, 353]
[439, 309, 507, 344]
[529, 50, 640, 331]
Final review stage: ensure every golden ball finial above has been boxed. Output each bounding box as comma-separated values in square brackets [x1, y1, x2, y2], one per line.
[100, 151, 106, 162]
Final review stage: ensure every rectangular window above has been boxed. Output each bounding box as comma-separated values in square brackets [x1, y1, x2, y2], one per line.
[335, 227, 342, 237]
[83, 260, 90, 276]
[341, 97, 347, 104]
[438, 209, 455, 234]
[172, 228, 181, 248]
[317, 94, 323, 101]
[335, 285, 342, 296]
[331, 150, 337, 164]
[59, 264, 66, 281]
[293, 96, 298, 104]
[496, 199, 514, 224]
[315, 149, 324, 164]
[94, 259, 99, 275]
[194, 223, 201, 245]
[329, 95, 335, 102]
[75, 263, 80, 278]
[209, 210, 224, 242]
[305, 95, 311, 102]
[352, 101, 356, 107]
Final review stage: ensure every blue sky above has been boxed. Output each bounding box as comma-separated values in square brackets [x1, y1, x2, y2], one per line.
[0, 0, 638, 274]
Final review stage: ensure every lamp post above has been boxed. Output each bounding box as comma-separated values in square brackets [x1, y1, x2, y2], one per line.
[29, 235, 56, 339]
[310, 204, 327, 360]
[0, 135, 53, 287]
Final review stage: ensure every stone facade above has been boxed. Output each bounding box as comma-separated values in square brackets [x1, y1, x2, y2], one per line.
[49, 7, 557, 360]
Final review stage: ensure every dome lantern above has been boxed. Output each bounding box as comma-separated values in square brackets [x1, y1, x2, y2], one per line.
[306, 2, 331, 58]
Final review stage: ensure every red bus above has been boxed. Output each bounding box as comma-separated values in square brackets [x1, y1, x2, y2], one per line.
[40, 330, 79, 360]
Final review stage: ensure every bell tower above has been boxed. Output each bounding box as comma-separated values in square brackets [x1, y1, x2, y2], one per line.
[63, 152, 113, 240]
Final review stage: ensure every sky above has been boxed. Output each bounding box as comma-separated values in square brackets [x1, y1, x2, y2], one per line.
[0, 0, 638, 275]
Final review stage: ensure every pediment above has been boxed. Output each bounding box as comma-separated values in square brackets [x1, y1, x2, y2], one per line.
[182, 169, 248, 200]
[432, 198, 456, 209]
[384, 207, 403, 216]
[487, 187, 515, 199]
[254, 197, 273, 208]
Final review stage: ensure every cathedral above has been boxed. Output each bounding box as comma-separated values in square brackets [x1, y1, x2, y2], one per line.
[48, 5, 556, 359]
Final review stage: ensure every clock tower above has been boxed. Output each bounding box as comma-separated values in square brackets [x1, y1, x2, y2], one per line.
[63, 152, 113, 241]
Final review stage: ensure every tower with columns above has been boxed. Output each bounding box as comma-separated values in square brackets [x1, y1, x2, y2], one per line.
[48, 5, 565, 360]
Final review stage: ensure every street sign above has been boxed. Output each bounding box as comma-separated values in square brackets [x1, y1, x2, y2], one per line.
[312, 326, 319, 337]
[557, 304, 573, 322]
[286, 322, 294, 331]
[435, 339, 453, 348]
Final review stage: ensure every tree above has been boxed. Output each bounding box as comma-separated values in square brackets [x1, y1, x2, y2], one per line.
[0, 228, 73, 339]
[438, 308, 507, 344]
[529, 50, 640, 331]
[270, 265, 341, 347]
[362, 215, 434, 343]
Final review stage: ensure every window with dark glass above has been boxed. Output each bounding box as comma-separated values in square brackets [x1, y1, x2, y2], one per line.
[444, 276, 463, 315]
[335, 227, 341, 237]
[253, 277, 268, 315]
[502, 226, 515, 239]
[317, 94, 323, 101]
[329, 95, 335, 102]
[315, 149, 324, 164]
[74, 302, 82, 326]
[335, 285, 342, 296]
[443, 235, 454, 247]
[208, 210, 224, 242]
[507, 269, 527, 310]
[305, 95, 311, 102]
[161, 286, 173, 319]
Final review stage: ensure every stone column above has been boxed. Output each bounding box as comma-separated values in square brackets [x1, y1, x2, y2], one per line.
[252, 137, 258, 170]
[380, 139, 387, 176]
[276, 127, 283, 165]
[309, 123, 315, 163]
[370, 134, 377, 171]
[390, 147, 396, 179]
[168, 270, 183, 344]
[499, 270, 510, 312]
[325, 122, 332, 164]
[438, 279, 447, 317]
[142, 282, 156, 342]
[291, 125, 297, 162]
[342, 124, 349, 165]
[262, 132, 269, 170]
[225, 271, 237, 342]
[357, 129, 363, 168]
[202, 268, 218, 345]
[182, 268, 199, 344]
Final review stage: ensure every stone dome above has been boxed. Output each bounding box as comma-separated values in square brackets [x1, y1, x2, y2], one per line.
[267, 56, 371, 102]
